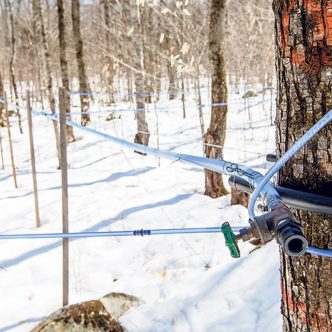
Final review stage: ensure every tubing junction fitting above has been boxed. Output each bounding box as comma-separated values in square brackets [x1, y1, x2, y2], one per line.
[0, 97, 331, 259]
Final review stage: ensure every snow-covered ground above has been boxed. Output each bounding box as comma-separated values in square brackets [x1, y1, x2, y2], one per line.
[0, 87, 283, 331]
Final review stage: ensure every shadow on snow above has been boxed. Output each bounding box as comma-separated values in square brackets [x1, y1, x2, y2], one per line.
[0, 193, 193, 270]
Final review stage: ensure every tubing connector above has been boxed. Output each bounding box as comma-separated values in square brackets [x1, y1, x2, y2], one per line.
[237, 205, 308, 257]
[275, 220, 307, 256]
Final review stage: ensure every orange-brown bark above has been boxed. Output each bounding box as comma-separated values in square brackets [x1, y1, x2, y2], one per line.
[281, 1, 332, 74]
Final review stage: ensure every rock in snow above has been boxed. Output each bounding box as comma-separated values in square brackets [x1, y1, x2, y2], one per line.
[31, 292, 141, 332]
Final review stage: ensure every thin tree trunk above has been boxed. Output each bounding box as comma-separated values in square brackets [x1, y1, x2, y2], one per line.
[57, 0, 75, 142]
[230, 187, 249, 208]
[181, 74, 186, 118]
[142, 6, 153, 104]
[5, 0, 23, 133]
[32, 0, 60, 164]
[180, 2, 186, 118]
[133, 3, 149, 147]
[165, 34, 177, 101]
[71, 0, 91, 126]
[126, 69, 133, 103]
[0, 70, 5, 127]
[204, 0, 228, 198]
[101, 0, 115, 105]
[274, 1, 332, 331]
[195, 70, 205, 153]
[122, 1, 133, 103]
[153, 51, 161, 101]
[32, 40, 43, 107]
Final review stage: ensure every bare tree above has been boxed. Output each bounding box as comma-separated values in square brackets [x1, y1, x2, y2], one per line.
[101, 0, 115, 104]
[32, 0, 60, 163]
[204, 0, 228, 198]
[4, 0, 22, 133]
[0, 69, 4, 126]
[132, 2, 149, 147]
[71, 0, 90, 126]
[57, 0, 75, 142]
[273, 1, 332, 331]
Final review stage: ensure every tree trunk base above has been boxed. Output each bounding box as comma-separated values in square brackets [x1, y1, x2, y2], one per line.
[230, 187, 249, 207]
[204, 169, 228, 198]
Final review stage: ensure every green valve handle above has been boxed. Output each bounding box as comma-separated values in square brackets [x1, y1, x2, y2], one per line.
[221, 222, 241, 258]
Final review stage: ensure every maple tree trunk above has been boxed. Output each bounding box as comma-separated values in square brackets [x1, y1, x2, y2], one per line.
[71, 0, 91, 126]
[204, 0, 228, 198]
[273, 1, 332, 331]
[230, 187, 249, 208]
[57, 0, 75, 142]
[165, 34, 177, 101]
[102, 0, 115, 104]
[5, 0, 22, 133]
[33, 0, 61, 164]
[133, 3, 149, 147]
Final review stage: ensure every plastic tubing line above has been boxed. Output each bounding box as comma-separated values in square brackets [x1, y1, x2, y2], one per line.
[67, 85, 274, 98]
[307, 246, 332, 258]
[204, 143, 266, 156]
[238, 99, 269, 112]
[66, 102, 228, 116]
[26, 104, 279, 222]
[0, 98, 303, 217]
[58, 115, 283, 221]
[4, 98, 331, 258]
[68, 91, 179, 98]
[0, 98, 227, 115]
[248, 109, 332, 221]
[229, 175, 332, 215]
[0, 226, 242, 240]
[28, 106, 281, 218]
[66, 98, 273, 116]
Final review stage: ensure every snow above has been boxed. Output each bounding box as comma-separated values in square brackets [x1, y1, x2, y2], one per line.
[0, 87, 282, 331]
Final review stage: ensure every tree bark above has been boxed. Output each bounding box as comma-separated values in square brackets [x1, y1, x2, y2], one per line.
[71, 0, 91, 126]
[204, 0, 228, 198]
[230, 187, 249, 208]
[133, 3, 149, 147]
[4, 0, 23, 133]
[142, 6, 153, 104]
[121, 1, 133, 103]
[57, 0, 75, 142]
[195, 69, 205, 152]
[32, 0, 61, 164]
[273, 1, 332, 331]
[0, 70, 5, 127]
[101, 0, 115, 104]
[165, 34, 177, 101]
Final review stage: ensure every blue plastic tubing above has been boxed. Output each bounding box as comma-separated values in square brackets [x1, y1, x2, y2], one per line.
[0, 227, 242, 240]
[1, 99, 331, 258]
[247, 109, 332, 259]
[248, 109, 332, 220]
